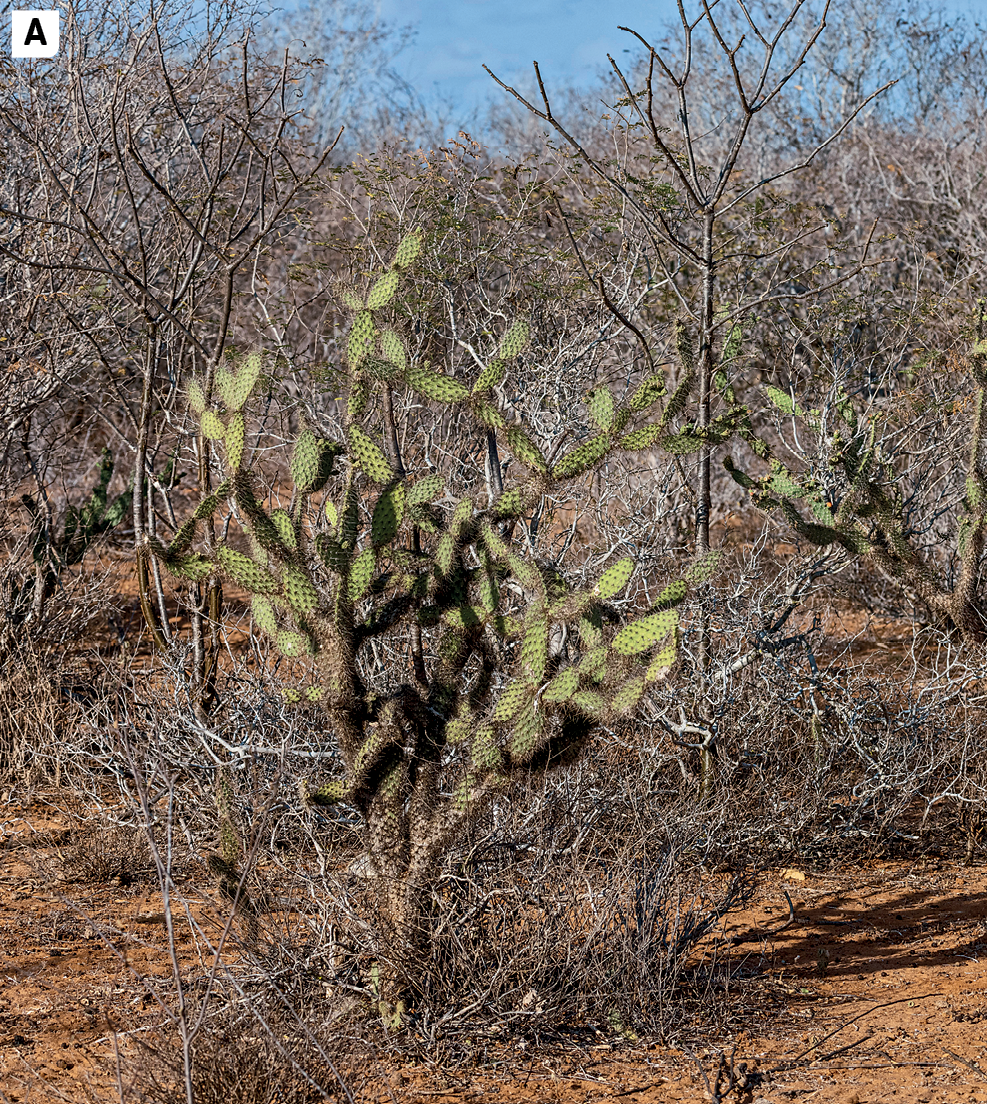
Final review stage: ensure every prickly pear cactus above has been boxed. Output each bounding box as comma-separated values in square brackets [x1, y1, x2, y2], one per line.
[725, 306, 987, 642]
[149, 229, 719, 984]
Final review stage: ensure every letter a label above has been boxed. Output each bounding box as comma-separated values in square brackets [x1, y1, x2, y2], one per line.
[11, 10, 59, 58]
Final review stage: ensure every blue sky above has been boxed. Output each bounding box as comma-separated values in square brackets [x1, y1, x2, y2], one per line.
[378, 0, 987, 113]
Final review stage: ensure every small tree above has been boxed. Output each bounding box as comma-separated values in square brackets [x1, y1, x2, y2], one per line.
[147, 231, 713, 1008]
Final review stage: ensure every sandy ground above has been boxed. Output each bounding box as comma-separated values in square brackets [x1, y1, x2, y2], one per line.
[2, 800, 987, 1104]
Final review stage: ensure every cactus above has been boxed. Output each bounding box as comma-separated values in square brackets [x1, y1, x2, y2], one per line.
[145, 229, 716, 1005]
[726, 304, 987, 643]
[14, 448, 133, 630]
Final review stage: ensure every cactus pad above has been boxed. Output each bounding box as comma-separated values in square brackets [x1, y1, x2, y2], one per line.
[586, 386, 615, 431]
[553, 433, 610, 479]
[498, 319, 530, 360]
[393, 230, 422, 269]
[628, 374, 666, 412]
[291, 429, 321, 492]
[217, 546, 277, 593]
[271, 508, 296, 550]
[371, 482, 405, 546]
[201, 409, 226, 440]
[225, 412, 246, 470]
[316, 533, 348, 573]
[251, 594, 278, 636]
[348, 310, 376, 367]
[506, 427, 548, 473]
[380, 329, 406, 370]
[596, 558, 634, 599]
[406, 364, 470, 403]
[473, 357, 507, 394]
[520, 613, 549, 683]
[493, 678, 531, 721]
[348, 425, 393, 483]
[367, 270, 399, 310]
[543, 667, 579, 702]
[187, 379, 206, 415]
[282, 564, 318, 616]
[611, 676, 646, 715]
[348, 547, 376, 601]
[408, 473, 444, 505]
[611, 609, 679, 655]
[276, 630, 311, 657]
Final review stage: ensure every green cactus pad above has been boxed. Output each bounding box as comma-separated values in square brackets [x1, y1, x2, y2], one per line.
[201, 409, 226, 440]
[407, 473, 444, 505]
[310, 779, 349, 805]
[225, 412, 246, 470]
[235, 353, 264, 407]
[765, 386, 804, 417]
[393, 230, 422, 269]
[282, 564, 318, 616]
[406, 364, 470, 403]
[572, 690, 606, 717]
[471, 725, 502, 771]
[620, 424, 662, 451]
[509, 702, 541, 762]
[251, 594, 278, 636]
[521, 613, 549, 683]
[367, 270, 399, 309]
[611, 609, 679, 655]
[596, 557, 634, 599]
[187, 379, 206, 415]
[685, 551, 720, 586]
[473, 357, 507, 394]
[380, 329, 406, 370]
[214, 366, 236, 409]
[473, 401, 507, 428]
[263, 513, 290, 554]
[444, 605, 485, 630]
[347, 547, 376, 601]
[611, 677, 646, 715]
[371, 482, 406, 546]
[283, 687, 303, 704]
[348, 310, 376, 367]
[276, 630, 311, 657]
[348, 425, 393, 483]
[654, 578, 687, 607]
[628, 373, 666, 412]
[304, 685, 323, 703]
[506, 426, 549, 473]
[543, 667, 579, 702]
[167, 555, 213, 582]
[586, 386, 615, 431]
[493, 678, 531, 721]
[646, 640, 677, 680]
[435, 532, 456, 577]
[478, 571, 500, 613]
[217, 545, 277, 593]
[553, 433, 610, 479]
[661, 370, 695, 425]
[498, 319, 530, 360]
[577, 645, 607, 679]
[493, 488, 527, 519]
[315, 533, 348, 574]
[348, 378, 369, 420]
[291, 429, 321, 492]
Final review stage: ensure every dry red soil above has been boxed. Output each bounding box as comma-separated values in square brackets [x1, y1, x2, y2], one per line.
[2, 800, 987, 1104]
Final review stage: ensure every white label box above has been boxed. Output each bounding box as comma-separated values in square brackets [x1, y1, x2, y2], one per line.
[12, 10, 59, 58]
